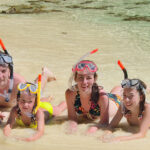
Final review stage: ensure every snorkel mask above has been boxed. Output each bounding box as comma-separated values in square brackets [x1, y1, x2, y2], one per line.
[118, 60, 145, 92]
[72, 60, 98, 73]
[17, 74, 41, 114]
[121, 79, 145, 91]
[0, 39, 13, 102]
[68, 49, 98, 91]
[18, 82, 38, 94]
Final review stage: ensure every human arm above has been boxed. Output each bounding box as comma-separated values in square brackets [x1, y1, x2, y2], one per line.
[109, 105, 123, 128]
[22, 110, 45, 142]
[108, 104, 150, 142]
[100, 105, 123, 142]
[86, 90, 110, 134]
[65, 89, 78, 133]
[98, 91, 110, 125]
[3, 107, 17, 136]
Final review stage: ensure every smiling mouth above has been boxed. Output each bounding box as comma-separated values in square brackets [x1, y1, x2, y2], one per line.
[82, 86, 87, 88]
[125, 103, 132, 107]
[81, 87, 88, 90]
[22, 107, 29, 110]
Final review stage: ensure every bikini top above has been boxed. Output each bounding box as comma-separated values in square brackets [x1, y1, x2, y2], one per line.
[74, 92, 121, 119]
[15, 116, 37, 129]
[74, 91, 100, 117]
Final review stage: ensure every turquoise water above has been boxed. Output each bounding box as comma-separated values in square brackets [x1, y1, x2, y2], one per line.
[58, 0, 150, 50]
[1, 0, 150, 53]
[20, 0, 150, 52]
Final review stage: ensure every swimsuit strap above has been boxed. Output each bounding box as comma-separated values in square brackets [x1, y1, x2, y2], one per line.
[74, 91, 84, 114]
[74, 91, 100, 116]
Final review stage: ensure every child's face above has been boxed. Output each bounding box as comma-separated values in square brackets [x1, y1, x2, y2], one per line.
[123, 88, 141, 111]
[18, 92, 36, 113]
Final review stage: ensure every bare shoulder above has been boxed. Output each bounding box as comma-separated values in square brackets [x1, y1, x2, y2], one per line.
[13, 73, 26, 86]
[9, 106, 18, 118]
[65, 88, 76, 97]
[144, 103, 150, 112]
[98, 87, 108, 104]
[11, 106, 18, 113]
[65, 88, 76, 104]
[99, 88, 107, 98]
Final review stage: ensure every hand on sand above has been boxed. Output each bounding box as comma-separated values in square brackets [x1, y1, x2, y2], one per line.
[85, 126, 98, 135]
[15, 137, 32, 142]
[99, 130, 116, 143]
[65, 121, 77, 134]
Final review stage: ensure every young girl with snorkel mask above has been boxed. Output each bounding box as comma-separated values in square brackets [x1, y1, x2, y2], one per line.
[3, 75, 66, 141]
[65, 50, 122, 134]
[101, 61, 150, 142]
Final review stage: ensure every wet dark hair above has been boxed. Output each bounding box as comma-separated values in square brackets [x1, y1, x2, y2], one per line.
[16, 90, 37, 124]
[124, 79, 146, 117]
[90, 73, 101, 103]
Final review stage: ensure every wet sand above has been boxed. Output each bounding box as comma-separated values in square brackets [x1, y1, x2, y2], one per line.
[1, 1, 150, 150]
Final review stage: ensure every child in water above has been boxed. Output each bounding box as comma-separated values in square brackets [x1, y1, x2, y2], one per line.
[101, 78, 150, 142]
[3, 75, 66, 141]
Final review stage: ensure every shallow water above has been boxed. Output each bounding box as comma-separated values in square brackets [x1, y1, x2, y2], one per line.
[0, 0, 150, 150]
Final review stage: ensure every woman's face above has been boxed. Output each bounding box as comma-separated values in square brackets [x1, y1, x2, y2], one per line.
[123, 88, 141, 111]
[18, 92, 36, 114]
[75, 69, 95, 93]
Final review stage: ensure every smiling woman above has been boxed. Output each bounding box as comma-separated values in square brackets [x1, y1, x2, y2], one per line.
[65, 59, 122, 134]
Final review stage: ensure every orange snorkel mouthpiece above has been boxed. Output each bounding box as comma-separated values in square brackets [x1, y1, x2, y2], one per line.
[0, 38, 6, 50]
[118, 60, 128, 79]
[90, 48, 98, 54]
[0, 38, 9, 54]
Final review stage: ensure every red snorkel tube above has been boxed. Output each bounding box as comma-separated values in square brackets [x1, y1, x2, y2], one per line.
[118, 60, 128, 79]
[0, 38, 9, 55]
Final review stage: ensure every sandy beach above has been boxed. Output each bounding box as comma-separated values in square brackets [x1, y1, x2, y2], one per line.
[1, 0, 150, 150]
